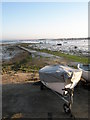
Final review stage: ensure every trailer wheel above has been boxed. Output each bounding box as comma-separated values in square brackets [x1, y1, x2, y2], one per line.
[40, 84, 44, 90]
[63, 103, 71, 114]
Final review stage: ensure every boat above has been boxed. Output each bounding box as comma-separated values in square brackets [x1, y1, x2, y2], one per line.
[39, 65, 82, 113]
[57, 43, 62, 46]
[78, 64, 90, 82]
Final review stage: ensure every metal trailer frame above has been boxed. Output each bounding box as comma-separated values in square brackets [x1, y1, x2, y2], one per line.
[40, 81, 74, 114]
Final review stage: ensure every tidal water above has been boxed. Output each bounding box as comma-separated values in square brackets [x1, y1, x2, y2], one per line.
[0, 39, 89, 61]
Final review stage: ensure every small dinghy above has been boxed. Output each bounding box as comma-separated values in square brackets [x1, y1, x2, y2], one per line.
[78, 64, 90, 82]
[39, 65, 82, 114]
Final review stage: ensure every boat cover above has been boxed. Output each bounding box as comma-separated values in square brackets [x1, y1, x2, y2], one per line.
[39, 65, 82, 85]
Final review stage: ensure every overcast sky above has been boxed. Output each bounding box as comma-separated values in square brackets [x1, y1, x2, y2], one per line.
[2, 2, 88, 40]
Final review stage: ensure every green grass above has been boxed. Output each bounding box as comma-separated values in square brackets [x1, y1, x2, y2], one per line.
[10, 55, 38, 72]
[2, 55, 41, 73]
[33, 48, 89, 64]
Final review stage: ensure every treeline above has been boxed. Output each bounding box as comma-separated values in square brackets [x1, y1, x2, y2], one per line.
[54, 37, 90, 40]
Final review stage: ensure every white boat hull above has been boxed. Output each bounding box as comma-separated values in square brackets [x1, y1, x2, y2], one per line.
[42, 81, 65, 95]
[78, 64, 90, 82]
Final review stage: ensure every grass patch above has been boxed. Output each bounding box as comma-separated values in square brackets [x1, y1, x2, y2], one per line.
[32, 48, 89, 64]
[2, 54, 42, 73]
[11, 55, 34, 71]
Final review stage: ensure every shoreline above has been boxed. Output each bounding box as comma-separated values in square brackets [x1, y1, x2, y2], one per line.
[19, 44, 89, 64]
[2, 43, 89, 84]
[1, 39, 89, 56]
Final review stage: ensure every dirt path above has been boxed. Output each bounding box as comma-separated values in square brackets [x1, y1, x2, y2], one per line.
[2, 72, 39, 84]
[18, 45, 63, 59]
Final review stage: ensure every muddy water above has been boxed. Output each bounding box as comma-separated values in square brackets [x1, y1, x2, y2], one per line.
[31, 39, 89, 56]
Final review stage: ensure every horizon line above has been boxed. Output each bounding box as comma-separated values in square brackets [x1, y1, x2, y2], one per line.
[1, 37, 89, 41]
